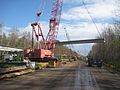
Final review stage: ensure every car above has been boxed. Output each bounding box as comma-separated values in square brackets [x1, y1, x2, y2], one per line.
[87, 58, 103, 67]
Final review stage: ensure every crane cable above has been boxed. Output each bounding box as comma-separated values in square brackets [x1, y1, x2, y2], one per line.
[38, 0, 46, 12]
[37, 0, 46, 16]
[64, 28, 75, 52]
[36, 0, 46, 22]
[81, 0, 102, 38]
[64, 28, 76, 59]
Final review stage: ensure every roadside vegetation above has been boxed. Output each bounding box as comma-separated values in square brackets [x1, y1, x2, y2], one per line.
[88, 0, 120, 71]
[0, 24, 32, 49]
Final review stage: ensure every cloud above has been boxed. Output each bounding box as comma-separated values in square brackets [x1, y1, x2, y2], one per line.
[88, 3, 115, 18]
[57, 21, 111, 55]
[19, 23, 31, 33]
[19, 21, 49, 38]
[59, 0, 116, 56]
[62, 0, 116, 21]
[73, 44, 93, 56]
[2, 0, 116, 55]
[1, 21, 49, 39]
[17, 21, 103, 55]
[18, 21, 102, 42]
[2, 21, 110, 56]
[0, 26, 12, 36]
[61, 7, 89, 20]
[57, 22, 110, 41]
[63, 0, 116, 5]
[63, 0, 90, 4]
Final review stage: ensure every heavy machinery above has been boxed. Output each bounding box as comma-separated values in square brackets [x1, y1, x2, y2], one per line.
[64, 28, 78, 61]
[24, 0, 63, 65]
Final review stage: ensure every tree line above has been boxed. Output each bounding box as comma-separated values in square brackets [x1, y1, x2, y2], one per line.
[88, 25, 120, 69]
[0, 23, 77, 58]
[88, 1, 120, 70]
[0, 23, 32, 49]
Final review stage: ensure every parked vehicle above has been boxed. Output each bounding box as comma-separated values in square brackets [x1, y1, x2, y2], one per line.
[87, 58, 103, 67]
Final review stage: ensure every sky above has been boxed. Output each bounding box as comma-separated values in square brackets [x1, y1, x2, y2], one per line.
[0, 0, 117, 56]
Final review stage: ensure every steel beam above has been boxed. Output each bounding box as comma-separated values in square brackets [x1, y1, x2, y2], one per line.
[56, 38, 104, 45]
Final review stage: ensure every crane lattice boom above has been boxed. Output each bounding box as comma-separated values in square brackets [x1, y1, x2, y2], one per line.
[46, 0, 63, 56]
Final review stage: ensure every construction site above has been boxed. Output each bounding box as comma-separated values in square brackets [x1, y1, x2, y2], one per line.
[0, 0, 120, 90]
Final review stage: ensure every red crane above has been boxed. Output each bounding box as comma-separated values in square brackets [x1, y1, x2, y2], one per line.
[46, 0, 63, 57]
[24, 0, 63, 61]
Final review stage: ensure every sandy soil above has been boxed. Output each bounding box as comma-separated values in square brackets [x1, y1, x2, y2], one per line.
[0, 60, 120, 90]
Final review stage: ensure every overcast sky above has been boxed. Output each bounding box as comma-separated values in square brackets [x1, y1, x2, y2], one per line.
[0, 0, 117, 56]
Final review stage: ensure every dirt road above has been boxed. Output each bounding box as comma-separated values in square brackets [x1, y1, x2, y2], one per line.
[0, 60, 120, 90]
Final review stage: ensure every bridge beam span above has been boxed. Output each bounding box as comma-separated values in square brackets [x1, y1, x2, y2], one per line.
[56, 38, 104, 45]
